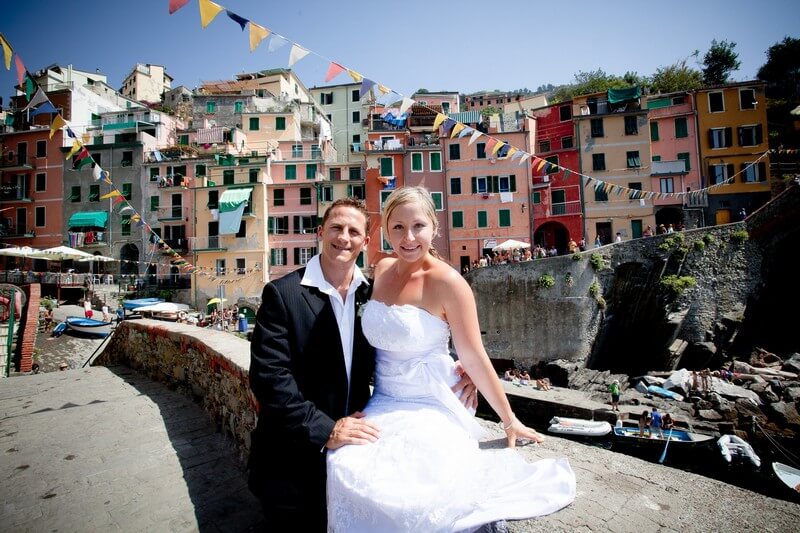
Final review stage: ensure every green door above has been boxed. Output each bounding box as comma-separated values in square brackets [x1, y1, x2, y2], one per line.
[631, 219, 643, 239]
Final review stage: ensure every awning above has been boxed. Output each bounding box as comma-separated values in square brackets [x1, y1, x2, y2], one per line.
[219, 188, 252, 213]
[68, 211, 108, 228]
[607, 87, 641, 105]
[449, 111, 483, 124]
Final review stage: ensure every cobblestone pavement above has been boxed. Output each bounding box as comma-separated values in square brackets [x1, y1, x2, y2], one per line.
[1, 366, 798, 532]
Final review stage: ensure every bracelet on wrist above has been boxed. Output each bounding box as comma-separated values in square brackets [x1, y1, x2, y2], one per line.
[501, 416, 516, 430]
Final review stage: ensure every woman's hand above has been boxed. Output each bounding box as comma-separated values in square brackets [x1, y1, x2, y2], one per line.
[503, 417, 544, 448]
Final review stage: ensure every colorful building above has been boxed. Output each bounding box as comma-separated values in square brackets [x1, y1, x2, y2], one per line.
[694, 81, 771, 225]
[529, 101, 583, 251]
[574, 88, 654, 244]
[646, 91, 705, 229]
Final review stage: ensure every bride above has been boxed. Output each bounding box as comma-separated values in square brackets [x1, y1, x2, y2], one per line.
[327, 187, 575, 532]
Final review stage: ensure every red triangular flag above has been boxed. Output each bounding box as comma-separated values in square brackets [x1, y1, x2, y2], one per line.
[324, 62, 346, 82]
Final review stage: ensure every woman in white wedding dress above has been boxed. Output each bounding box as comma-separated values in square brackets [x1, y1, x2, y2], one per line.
[327, 187, 575, 532]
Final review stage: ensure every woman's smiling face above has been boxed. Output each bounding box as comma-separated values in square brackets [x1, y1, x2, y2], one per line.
[386, 201, 434, 263]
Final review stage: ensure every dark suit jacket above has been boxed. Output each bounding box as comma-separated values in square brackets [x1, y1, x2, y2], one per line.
[248, 268, 374, 524]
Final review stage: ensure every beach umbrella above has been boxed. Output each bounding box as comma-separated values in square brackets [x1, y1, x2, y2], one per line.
[492, 239, 531, 252]
[37, 245, 95, 260]
[77, 255, 117, 262]
[207, 297, 227, 306]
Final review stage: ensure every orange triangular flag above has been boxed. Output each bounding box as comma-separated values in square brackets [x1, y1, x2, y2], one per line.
[100, 190, 122, 200]
[249, 22, 270, 52]
[50, 115, 66, 139]
[199, 0, 224, 28]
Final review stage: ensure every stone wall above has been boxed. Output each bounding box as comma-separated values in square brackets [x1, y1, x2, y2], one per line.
[466, 183, 800, 371]
[94, 320, 256, 455]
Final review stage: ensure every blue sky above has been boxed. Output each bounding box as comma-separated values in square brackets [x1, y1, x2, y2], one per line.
[1, 0, 798, 104]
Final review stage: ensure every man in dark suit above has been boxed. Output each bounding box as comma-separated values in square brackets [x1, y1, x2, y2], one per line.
[249, 198, 380, 530]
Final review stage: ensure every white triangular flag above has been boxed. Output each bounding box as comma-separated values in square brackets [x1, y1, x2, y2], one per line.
[468, 130, 482, 146]
[399, 97, 415, 114]
[288, 44, 309, 67]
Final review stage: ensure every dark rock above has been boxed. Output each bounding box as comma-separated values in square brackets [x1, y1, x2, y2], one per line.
[784, 386, 800, 402]
[766, 402, 800, 430]
[696, 399, 714, 410]
[734, 398, 766, 421]
[782, 355, 800, 375]
[541, 359, 578, 388]
[698, 409, 723, 421]
[749, 381, 770, 395]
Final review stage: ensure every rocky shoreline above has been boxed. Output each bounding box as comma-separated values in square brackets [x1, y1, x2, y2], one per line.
[537, 349, 800, 455]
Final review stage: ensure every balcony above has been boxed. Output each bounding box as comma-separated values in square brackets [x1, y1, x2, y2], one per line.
[0, 185, 32, 201]
[190, 235, 226, 251]
[532, 200, 582, 218]
[651, 160, 688, 176]
[69, 230, 108, 247]
[365, 139, 405, 152]
[0, 224, 34, 238]
[0, 156, 33, 171]
[159, 238, 190, 253]
[683, 191, 708, 208]
[156, 206, 190, 221]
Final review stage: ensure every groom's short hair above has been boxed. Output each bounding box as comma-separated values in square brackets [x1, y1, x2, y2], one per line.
[321, 197, 370, 232]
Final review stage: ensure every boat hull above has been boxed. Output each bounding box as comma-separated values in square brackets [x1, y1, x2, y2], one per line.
[122, 298, 164, 312]
[718, 434, 761, 468]
[772, 462, 800, 493]
[65, 316, 113, 336]
[612, 426, 713, 446]
[548, 417, 612, 437]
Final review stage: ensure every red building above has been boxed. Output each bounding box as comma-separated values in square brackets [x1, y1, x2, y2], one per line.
[529, 101, 584, 252]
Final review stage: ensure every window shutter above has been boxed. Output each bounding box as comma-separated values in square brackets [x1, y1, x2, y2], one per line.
[294, 248, 300, 265]
[510, 175, 516, 192]
[737, 126, 744, 146]
[727, 164, 735, 181]
[758, 162, 767, 181]
[755, 124, 763, 145]
[471, 177, 477, 193]
[293, 215, 300, 234]
[317, 187, 322, 201]
[268, 217, 274, 233]
[491, 176, 499, 193]
[346, 184, 352, 196]
[708, 129, 715, 147]
[725, 127, 733, 147]
[708, 164, 715, 184]
[270, 248, 276, 265]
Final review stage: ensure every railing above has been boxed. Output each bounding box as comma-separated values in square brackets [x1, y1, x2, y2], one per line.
[160, 238, 190, 252]
[683, 191, 709, 208]
[156, 206, 189, 220]
[0, 270, 94, 286]
[369, 122, 405, 132]
[68, 231, 108, 246]
[0, 225, 33, 238]
[365, 139, 405, 152]
[532, 200, 582, 218]
[190, 235, 223, 250]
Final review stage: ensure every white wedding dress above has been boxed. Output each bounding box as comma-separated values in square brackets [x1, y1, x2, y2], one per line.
[327, 301, 576, 532]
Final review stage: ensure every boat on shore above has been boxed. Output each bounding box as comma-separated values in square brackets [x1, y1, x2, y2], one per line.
[772, 462, 800, 494]
[548, 416, 612, 437]
[718, 434, 761, 467]
[612, 423, 714, 447]
[132, 302, 192, 321]
[64, 316, 113, 336]
[122, 298, 164, 313]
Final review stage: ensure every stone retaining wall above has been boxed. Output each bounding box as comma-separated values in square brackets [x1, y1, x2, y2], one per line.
[94, 320, 256, 455]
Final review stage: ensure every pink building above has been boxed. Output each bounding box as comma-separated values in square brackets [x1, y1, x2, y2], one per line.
[646, 91, 704, 229]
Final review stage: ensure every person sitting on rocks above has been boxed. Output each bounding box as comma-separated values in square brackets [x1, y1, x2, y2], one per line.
[518, 370, 531, 385]
[661, 413, 675, 431]
[535, 377, 551, 391]
[503, 369, 517, 382]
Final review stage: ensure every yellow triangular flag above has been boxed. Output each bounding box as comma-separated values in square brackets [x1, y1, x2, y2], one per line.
[535, 158, 547, 171]
[131, 214, 141, 222]
[506, 147, 518, 158]
[65, 140, 81, 160]
[0, 33, 12, 70]
[451, 123, 466, 138]
[491, 141, 505, 156]
[199, 0, 224, 29]
[249, 22, 270, 52]
[50, 115, 66, 139]
[100, 190, 122, 200]
[347, 70, 363, 83]
[377, 85, 390, 95]
[432, 113, 446, 132]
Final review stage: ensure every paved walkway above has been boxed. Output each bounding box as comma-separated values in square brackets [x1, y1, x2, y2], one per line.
[2, 367, 799, 531]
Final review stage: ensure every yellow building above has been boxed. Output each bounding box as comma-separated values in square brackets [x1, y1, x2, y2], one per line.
[695, 81, 771, 225]
[574, 88, 655, 244]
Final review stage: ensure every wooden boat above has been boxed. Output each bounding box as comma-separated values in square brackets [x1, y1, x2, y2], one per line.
[612, 424, 713, 446]
[718, 434, 761, 468]
[772, 462, 800, 493]
[122, 298, 164, 312]
[548, 416, 612, 437]
[64, 316, 113, 336]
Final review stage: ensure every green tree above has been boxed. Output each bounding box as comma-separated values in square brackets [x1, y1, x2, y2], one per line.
[480, 106, 502, 116]
[551, 69, 632, 102]
[415, 88, 429, 94]
[757, 36, 800, 102]
[702, 39, 741, 85]
[650, 60, 704, 93]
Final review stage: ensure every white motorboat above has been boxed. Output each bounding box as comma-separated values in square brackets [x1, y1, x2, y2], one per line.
[718, 434, 761, 468]
[772, 462, 800, 493]
[548, 416, 612, 437]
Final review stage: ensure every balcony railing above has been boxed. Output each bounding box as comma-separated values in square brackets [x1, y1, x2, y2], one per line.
[532, 200, 582, 218]
[683, 191, 708, 208]
[68, 231, 108, 246]
[0, 224, 33, 238]
[156, 206, 190, 220]
[190, 235, 224, 250]
[160, 238, 190, 252]
[365, 139, 405, 152]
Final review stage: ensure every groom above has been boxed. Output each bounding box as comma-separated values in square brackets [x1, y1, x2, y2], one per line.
[249, 198, 379, 530]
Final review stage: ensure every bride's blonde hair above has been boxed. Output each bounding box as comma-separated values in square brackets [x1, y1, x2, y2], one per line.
[381, 186, 440, 257]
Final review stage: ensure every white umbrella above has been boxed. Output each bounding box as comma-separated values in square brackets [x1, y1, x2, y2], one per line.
[77, 255, 117, 262]
[492, 239, 531, 252]
[0, 246, 43, 258]
[36, 245, 95, 260]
